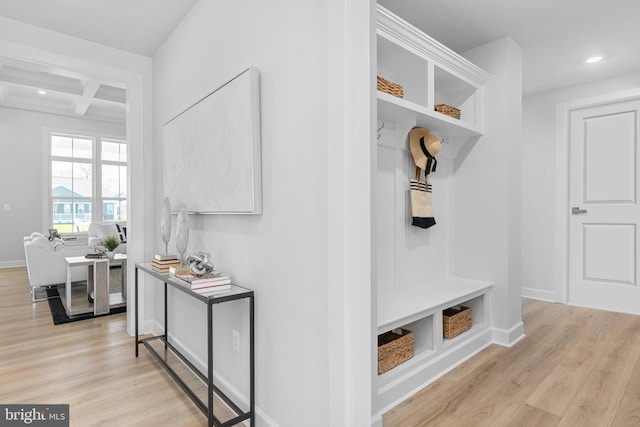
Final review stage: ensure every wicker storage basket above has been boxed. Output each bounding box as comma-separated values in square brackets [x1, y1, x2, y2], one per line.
[377, 76, 404, 98]
[378, 329, 414, 374]
[435, 104, 461, 120]
[443, 306, 472, 339]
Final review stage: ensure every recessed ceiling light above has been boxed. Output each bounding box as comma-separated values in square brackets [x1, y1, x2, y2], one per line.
[37, 90, 47, 95]
[586, 56, 603, 64]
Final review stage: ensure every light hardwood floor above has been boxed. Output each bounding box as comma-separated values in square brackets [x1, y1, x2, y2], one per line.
[0, 267, 215, 426]
[6, 266, 640, 426]
[383, 297, 640, 426]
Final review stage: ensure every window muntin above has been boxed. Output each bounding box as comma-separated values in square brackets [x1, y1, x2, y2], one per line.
[49, 133, 127, 233]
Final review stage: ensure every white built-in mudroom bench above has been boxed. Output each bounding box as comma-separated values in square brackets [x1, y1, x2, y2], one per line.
[374, 5, 494, 418]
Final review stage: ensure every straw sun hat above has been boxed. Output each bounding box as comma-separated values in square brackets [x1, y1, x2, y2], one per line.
[409, 127, 441, 171]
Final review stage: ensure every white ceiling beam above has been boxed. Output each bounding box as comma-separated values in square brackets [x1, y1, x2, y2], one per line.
[0, 73, 81, 96]
[83, 80, 101, 97]
[74, 79, 101, 116]
[3, 94, 125, 124]
[0, 79, 124, 107]
[4, 96, 73, 116]
[0, 55, 127, 90]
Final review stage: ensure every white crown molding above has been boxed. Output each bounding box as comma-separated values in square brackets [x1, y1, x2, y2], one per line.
[377, 5, 489, 88]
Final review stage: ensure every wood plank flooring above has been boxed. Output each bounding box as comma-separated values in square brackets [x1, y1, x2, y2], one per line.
[0, 267, 233, 426]
[383, 299, 640, 426]
[6, 266, 640, 426]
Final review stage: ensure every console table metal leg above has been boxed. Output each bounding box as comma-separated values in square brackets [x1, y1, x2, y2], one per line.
[250, 295, 255, 425]
[207, 303, 214, 427]
[135, 267, 139, 357]
[164, 283, 168, 349]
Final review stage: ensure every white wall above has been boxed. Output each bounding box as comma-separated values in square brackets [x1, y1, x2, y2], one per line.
[454, 37, 524, 345]
[152, 1, 332, 425]
[521, 72, 640, 302]
[0, 107, 125, 267]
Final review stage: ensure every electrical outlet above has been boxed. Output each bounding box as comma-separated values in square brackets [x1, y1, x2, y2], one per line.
[232, 329, 240, 353]
[3, 204, 10, 211]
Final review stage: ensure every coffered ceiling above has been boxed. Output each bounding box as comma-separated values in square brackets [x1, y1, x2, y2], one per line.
[0, 0, 199, 124]
[0, 56, 127, 123]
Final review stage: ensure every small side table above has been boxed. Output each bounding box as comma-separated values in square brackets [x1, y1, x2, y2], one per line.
[64, 254, 127, 316]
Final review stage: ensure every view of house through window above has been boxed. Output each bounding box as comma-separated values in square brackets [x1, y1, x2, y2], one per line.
[50, 132, 127, 233]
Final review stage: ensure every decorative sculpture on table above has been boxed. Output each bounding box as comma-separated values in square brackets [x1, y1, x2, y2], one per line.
[175, 206, 190, 266]
[93, 240, 106, 255]
[160, 197, 172, 254]
[186, 252, 215, 276]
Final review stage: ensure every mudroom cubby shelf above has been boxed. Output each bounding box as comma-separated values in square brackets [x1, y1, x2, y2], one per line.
[373, 5, 494, 419]
[376, 4, 489, 150]
[376, 279, 493, 412]
[442, 293, 487, 346]
[378, 278, 492, 334]
[377, 92, 482, 140]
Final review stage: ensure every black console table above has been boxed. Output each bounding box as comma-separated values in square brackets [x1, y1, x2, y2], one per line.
[135, 262, 254, 427]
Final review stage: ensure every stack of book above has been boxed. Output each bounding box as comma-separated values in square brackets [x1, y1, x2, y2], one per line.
[151, 254, 181, 273]
[85, 253, 106, 259]
[172, 269, 232, 294]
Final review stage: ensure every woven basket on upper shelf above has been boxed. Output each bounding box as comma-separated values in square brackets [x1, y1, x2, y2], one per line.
[443, 306, 471, 339]
[377, 76, 404, 98]
[435, 104, 461, 120]
[378, 328, 414, 374]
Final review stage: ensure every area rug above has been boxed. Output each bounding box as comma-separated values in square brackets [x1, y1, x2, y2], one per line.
[46, 288, 126, 325]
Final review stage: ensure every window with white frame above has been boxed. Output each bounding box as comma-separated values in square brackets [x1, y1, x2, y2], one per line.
[49, 132, 127, 233]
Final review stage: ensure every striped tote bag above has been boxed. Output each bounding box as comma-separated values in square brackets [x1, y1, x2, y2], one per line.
[410, 167, 436, 229]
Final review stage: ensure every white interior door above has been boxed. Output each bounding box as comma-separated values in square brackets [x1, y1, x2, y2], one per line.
[568, 98, 640, 314]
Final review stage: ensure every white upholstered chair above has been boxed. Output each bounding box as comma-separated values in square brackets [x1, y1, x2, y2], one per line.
[87, 221, 127, 254]
[23, 232, 89, 301]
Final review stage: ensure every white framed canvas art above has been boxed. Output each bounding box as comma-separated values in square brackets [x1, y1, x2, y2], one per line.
[162, 67, 262, 214]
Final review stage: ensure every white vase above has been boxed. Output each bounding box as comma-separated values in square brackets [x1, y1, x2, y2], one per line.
[175, 207, 189, 265]
[160, 197, 172, 254]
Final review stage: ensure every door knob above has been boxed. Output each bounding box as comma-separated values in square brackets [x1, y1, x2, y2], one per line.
[572, 206, 587, 215]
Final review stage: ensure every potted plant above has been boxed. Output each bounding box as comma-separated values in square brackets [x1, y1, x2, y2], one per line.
[102, 235, 120, 258]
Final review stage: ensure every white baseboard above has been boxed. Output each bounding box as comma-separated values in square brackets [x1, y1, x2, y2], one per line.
[137, 319, 155, 336]
[371, 414, 383, 427]
[151, 319, 163, 337]
[0, 260, 26, 269]
[492, 322, 525, 348]
[521, 287, 557, 303]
